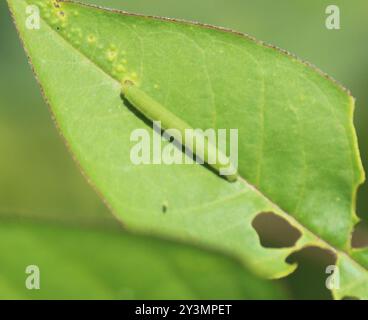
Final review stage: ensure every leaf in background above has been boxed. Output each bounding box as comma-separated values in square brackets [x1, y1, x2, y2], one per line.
[0, 217, 284, 299]
[8, 0, 367, 298]
[0, 0, 110, 222]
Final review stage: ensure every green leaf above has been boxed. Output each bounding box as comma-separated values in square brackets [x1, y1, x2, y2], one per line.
[0, 217, 284, 299]
[8, 0, 367, 299]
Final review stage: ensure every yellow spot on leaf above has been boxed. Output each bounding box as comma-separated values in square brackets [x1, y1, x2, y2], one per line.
[87, 34, 97, 44]
[116, 64, 126, 73]
[107, 49, 118, 62]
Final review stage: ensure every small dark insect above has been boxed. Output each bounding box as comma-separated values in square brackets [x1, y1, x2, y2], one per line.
[162, 202, 168, 213]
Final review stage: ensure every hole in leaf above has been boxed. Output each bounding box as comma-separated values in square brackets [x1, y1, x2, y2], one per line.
[279, 246, 337, 300]
[252, 212, 301, 248]
[351, 220, 368, 248]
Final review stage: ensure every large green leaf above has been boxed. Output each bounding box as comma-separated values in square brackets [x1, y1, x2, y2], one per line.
[0, 216, 284, 299]
[8, 0, 367, 299]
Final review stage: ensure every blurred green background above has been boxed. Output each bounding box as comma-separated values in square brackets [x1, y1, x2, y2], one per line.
[0, 0, 367, 299]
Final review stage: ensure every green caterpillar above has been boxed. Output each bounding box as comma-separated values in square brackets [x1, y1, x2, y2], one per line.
[121, 80, 238, 182]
